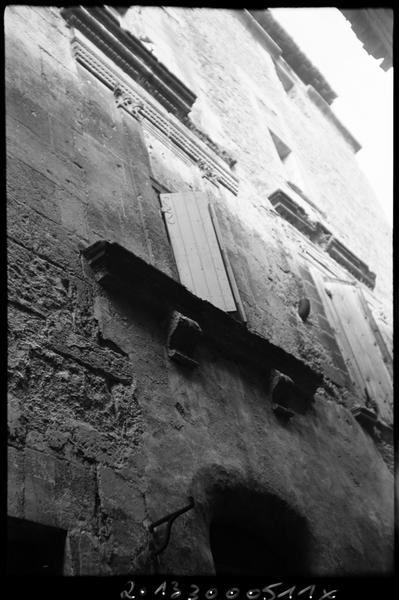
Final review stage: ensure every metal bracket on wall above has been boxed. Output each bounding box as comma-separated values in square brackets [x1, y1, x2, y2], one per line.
[149, 497, 195, 556]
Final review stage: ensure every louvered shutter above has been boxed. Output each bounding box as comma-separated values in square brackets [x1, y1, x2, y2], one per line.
[160, 191, 237, 313]
[323, 280, 392, 424]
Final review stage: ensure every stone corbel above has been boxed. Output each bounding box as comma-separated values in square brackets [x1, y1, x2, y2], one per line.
[197, 158, 220, 185]
[113, 86, 144, 120]
[270, 369, 311, 419]
[351, 405, 392, 447]
[270, 370, 295, 419]
[167, 311, 202, 368]
[351, 405, 377, 432]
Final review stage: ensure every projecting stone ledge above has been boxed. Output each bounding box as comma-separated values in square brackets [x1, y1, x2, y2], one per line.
[82, 241, 323, 398]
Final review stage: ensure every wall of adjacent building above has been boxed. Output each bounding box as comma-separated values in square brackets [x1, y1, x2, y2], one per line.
[6, 6, 393, 575]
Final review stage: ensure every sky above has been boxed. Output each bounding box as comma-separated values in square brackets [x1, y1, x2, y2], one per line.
[270, 7, 393, 227]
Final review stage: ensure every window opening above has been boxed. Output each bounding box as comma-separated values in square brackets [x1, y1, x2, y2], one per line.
[7, 517, 67, 576]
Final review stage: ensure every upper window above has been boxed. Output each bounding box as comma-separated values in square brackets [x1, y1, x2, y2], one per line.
[269, 129, 308, 199]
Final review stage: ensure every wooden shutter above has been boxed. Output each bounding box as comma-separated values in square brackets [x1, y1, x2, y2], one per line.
[357, 290, 393, 379]
[314, 274, 392, 423]
[159, 191, 237, 313]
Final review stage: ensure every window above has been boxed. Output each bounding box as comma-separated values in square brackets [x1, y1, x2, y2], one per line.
[269, 129, 308, 198]
[310, 267, 392, 424]
[159, 191, 246, 320]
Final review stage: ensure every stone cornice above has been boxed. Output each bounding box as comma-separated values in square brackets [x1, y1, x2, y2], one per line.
[82, 241, 323, 399]
[326, 238, 376, 290]
[249, 10, 337, 105]
[62, 7, 239, 195]
[61, 6, 196, 120]
[238, 10, 283, 60]
[269, 189, 376, 289]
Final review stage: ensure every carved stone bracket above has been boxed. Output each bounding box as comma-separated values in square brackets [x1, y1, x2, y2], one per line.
[351, 405, 377, 432]
[167, 311, 202, 368]
[269, 189, 376, 289]
[197, 158, 220, 185]
[270, 369, 310, 418]
[351, 405, 393, 446]
[114, 86, 144, 119]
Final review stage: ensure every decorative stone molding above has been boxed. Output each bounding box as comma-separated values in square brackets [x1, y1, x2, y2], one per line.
[325, 238, 376, 290]
[62, 6, 196, 119]
[167, 311, 202, 368]
[269, 189, 317, 238]
[82, 241, 323, 398]
[269, 189, 376, 290]
[113, 86, 144, 119]
[197, 159, 220, 185]
[62, 6, 239, 196]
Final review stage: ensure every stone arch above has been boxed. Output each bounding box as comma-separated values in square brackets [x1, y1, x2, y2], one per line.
[190, 464, 312, 576]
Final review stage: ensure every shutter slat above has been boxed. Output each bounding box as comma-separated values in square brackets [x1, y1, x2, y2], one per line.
[189, 193, 228, 309]
[175, 192, 215, 302]
[208, 202, 247, 323]
[160, 192, 237, 312]
[195, 194, 237, 311]
[160, 194, 196, 292]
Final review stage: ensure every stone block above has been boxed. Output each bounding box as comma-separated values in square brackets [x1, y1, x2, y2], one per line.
[7, 197, 84, 278]
[8, 239, 76, 314]
[7, 446, 24, 518]
[49, 115, 76, 160]
[8, 393, 27, 444]
[97, 466, 146, 548]
[7, 154, 60, 222]
[24, 449, 57, 527]
[24, 449, 96, 529]
[6, 86, 51, 144]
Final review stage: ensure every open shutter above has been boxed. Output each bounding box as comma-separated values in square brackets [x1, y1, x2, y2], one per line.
[322, 279, 392, 423]
[160, 191, 237, 313]
[357, 290, 393, 380]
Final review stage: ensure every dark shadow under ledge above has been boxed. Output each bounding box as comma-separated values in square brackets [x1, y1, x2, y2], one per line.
[82, 241, 323, 400]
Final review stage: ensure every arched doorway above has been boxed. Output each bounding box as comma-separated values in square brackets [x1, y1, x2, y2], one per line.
[208, 484, 311, 576]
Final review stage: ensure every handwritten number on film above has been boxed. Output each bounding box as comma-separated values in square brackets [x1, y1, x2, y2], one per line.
[121, 581, 338, 599]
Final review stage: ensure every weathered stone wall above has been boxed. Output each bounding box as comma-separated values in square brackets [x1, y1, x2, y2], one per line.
[7, 6, 393, 575]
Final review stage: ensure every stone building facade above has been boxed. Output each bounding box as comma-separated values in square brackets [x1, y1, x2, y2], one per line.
[6, 6, 393, 576]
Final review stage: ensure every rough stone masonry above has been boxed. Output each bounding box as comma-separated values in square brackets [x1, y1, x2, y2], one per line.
[6, 6, 393, 576]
